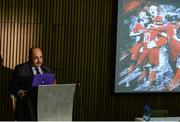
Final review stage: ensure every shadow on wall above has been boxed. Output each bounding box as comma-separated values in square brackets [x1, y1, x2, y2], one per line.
[0, 54, 13, 120]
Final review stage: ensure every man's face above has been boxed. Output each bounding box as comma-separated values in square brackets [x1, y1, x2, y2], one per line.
[30, 48, 43, 67]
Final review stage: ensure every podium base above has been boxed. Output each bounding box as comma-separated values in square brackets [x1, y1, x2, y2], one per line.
[38, 84, 75, 121]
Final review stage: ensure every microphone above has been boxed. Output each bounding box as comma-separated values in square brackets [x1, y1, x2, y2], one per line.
[51, 67, 80, 86]
[75, 80, 80, 86]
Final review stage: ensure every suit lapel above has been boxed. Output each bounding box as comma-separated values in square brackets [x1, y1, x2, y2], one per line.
[28, 63, 34, 76]
[41, 66, 47, 74]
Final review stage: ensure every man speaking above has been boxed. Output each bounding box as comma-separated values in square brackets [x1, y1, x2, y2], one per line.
[11, 47, 54, 120]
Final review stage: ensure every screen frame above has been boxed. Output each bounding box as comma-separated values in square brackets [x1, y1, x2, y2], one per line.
[114, 0, 180, 94]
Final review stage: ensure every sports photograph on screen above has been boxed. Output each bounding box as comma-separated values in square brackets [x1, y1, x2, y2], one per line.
[115, 0, 180, 93]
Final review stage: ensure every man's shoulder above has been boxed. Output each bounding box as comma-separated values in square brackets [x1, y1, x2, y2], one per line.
[15, 62, 30, 69]
[41, 65, 52, 73]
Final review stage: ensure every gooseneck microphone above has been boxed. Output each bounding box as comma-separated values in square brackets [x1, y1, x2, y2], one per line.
[51, 67, 81, 86]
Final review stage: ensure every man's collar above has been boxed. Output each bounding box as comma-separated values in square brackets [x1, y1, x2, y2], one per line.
[31, 65, 41, 69]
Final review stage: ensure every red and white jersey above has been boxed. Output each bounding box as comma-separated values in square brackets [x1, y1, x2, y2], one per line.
[131, 22, 145, 33]
[143, 21, 167, 48]
[144, 29, 161, 43]
[144, 15, 164, 43]
[165, 23, 180, 61]
[130, 22, 145, 42]
[164, 23, 176, 39]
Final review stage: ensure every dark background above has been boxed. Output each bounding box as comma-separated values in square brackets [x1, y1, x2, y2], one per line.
[0, 0, 179, 120]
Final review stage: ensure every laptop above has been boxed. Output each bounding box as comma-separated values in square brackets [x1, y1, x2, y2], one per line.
[32, 74, 55, 86]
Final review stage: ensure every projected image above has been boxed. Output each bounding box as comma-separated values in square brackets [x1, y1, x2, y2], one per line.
[115, 0, 180, 93]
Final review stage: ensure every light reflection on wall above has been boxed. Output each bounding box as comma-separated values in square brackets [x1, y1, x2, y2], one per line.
[0, 0, 40, 69]
[0, 23, 40, 69]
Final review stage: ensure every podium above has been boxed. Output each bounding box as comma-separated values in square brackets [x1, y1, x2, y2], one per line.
[37, 84, 76, 121]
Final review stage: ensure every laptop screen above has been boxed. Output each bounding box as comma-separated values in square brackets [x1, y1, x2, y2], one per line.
[32, 74, 55, 86]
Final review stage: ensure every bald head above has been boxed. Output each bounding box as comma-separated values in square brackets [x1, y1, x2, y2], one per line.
[29, 47, 43, 67]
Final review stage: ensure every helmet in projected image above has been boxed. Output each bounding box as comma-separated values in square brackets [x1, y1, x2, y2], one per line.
[149, 5, 158, 17]
[139, 11, 147, 20]
[138, 11, 149, 24]
[153, 15, 163, 25]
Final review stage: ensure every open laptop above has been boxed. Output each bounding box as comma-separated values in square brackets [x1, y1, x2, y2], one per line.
[32, 74, 55, 86]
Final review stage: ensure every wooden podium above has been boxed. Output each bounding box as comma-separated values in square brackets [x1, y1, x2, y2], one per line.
[37, 84, 76, 121]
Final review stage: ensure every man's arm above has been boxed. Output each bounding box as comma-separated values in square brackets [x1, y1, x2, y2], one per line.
[11, 65, 20, 97]
[11, 65, 29, 98]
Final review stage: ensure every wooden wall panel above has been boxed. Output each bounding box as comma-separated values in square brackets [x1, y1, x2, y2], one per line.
[0, 0, 179, 120]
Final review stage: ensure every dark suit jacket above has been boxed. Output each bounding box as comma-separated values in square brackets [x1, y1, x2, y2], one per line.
[11, 61, 52, 120]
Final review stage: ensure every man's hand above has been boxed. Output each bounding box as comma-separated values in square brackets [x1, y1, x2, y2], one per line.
[53, 79, 57, 84]
[17, 89, 29, 98]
